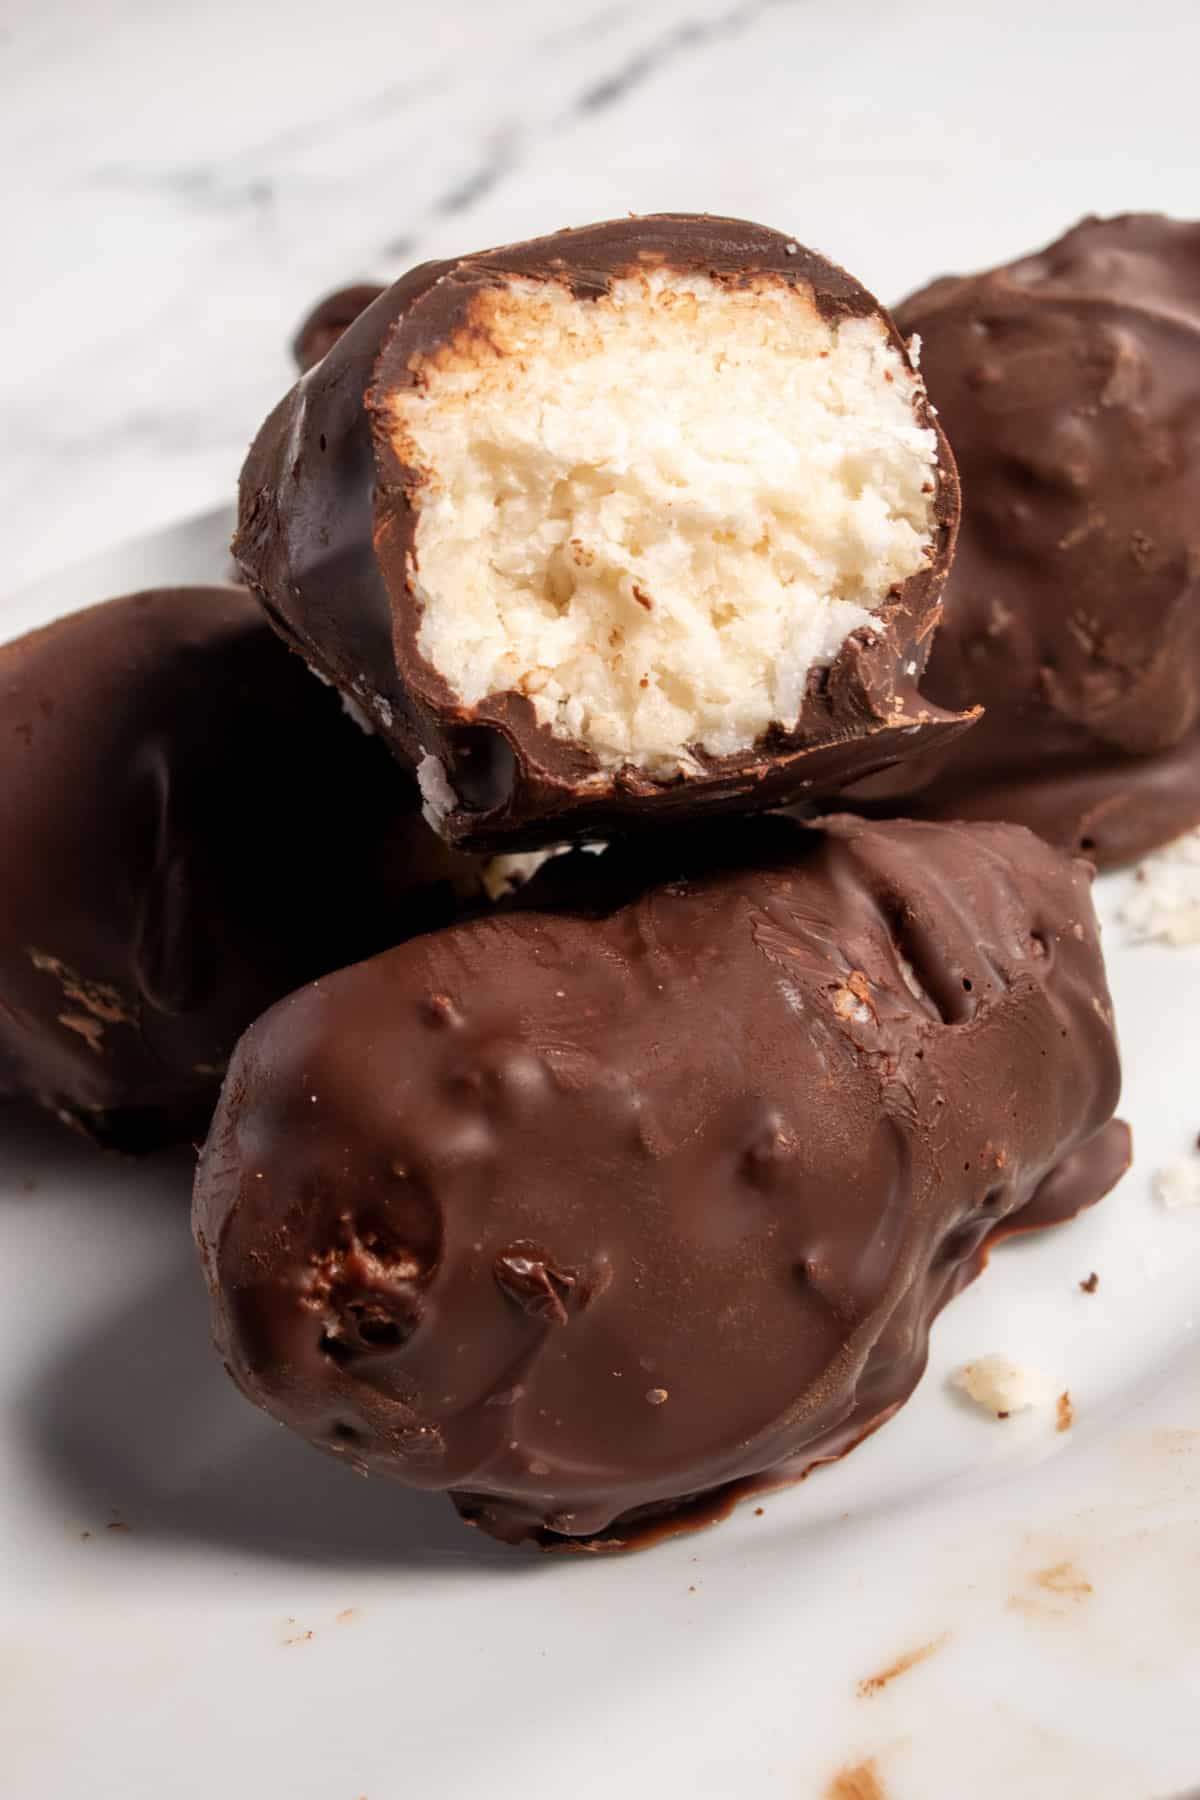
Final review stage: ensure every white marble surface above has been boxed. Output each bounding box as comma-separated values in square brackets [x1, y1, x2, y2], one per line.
[4, 0, 1199, 601]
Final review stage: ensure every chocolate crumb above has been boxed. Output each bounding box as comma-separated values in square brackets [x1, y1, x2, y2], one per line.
[494, 1244, 577, 1325]
[1079, 1271, 1099, 1294]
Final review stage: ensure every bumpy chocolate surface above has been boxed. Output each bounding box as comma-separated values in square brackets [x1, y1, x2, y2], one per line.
[850, 214, 1200, 867]
[0, 586, 478, 1150]
[237, 215, 967, 852]
[195, 815, 1128, 1549]
[292, 283, 385, 373]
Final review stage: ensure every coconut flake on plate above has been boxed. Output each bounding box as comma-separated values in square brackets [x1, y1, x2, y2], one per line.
[951, 1354, 1049, 1418]
[1122, 827, 1200, 946]
[1154, 1157, 1200, 1211]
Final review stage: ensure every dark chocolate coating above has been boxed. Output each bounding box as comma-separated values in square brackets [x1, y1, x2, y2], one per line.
[849, 214, 1200, 867]
[195, 815, 1128, 1549]
[292, 283, 385, 373]
[237, 215, 968, 852]
[0, 586, 478, 1150]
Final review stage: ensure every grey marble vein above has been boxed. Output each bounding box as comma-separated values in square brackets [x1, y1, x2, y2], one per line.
[534, 4, 633, 53]
[433, 126, 522, 217]
[369, 0, 788, 271]
[569, 0, 782, 116]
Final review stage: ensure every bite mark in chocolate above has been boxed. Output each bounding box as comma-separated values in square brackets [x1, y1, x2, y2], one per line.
[238, 216, 968, 850]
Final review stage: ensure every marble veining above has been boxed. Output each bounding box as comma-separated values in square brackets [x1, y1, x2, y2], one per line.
[3, 0, 1198, 604]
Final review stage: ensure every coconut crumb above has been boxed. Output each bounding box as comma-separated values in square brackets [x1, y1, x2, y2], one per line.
[1122, 828, 1200, 946]
[1154, 1158, 1200, 1211]
[480, 849, 559, 902]
[832, 984, 873, 1025]
[307, 661, 377, 735]
[895, 949, 928, 1003]
[416, 753, 457, 829]
[340, 690, 375, 735]
[951, 1354, 1048, 1417]
[480, 840, 606, 903]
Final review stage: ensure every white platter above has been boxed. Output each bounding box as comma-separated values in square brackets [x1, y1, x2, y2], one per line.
[2, 513, 1199, 1800]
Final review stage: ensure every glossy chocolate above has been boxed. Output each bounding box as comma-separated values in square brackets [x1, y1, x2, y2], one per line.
[195, 815, 1128, 1549]
[292, 283, 385, 373]
[850, 214, 1200, 866]
[0, 586, 479, 1150]
[237, 215, 968, 852]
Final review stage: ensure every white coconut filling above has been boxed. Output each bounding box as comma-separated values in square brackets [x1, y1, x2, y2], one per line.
[385, 271, 940, 775]
[416, 752, 458, 830]
[952, 1355, 1049, 1418]
[479, 839, 606, 902]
